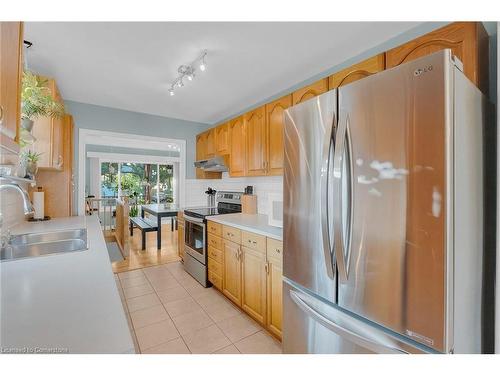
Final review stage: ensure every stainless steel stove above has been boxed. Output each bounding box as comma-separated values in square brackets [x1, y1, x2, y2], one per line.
[183, 191, 242, 287]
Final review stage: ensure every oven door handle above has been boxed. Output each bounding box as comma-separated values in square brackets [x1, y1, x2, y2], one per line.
[183, 214, 206, 225]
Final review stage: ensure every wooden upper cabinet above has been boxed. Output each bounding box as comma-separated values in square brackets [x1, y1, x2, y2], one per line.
[216, 122, 230, 155]
[386, 22, 489, 94]
[265, 95, 291, 176]
[205, 128, 216, 158]
[229, 116, 246, 177]
[328, 54, 385, 89]
[31, 78, 65, 170]
[245, 106, 267, 176]
[292, 78, 328, 105]
[0, 22, 23, 153]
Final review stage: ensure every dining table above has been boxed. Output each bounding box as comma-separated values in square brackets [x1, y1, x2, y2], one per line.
[141, 203, 179, 250]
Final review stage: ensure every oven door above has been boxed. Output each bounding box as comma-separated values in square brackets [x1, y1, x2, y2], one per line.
[184, 214, 207, 264]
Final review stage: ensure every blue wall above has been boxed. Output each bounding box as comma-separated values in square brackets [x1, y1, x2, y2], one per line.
[65, 100, 211, 181]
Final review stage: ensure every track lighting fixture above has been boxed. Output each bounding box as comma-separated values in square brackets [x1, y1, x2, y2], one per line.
[168, 50, 207, 97]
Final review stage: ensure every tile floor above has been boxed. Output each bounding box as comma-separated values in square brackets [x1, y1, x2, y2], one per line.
[114, 261, 282, 354]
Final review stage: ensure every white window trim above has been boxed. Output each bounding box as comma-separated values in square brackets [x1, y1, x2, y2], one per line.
[78, 128, 186, 215]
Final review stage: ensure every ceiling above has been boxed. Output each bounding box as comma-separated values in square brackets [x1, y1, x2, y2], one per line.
[25, 22, 422, 124]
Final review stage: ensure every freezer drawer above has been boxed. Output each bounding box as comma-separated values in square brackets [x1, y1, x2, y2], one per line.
[283, 280, 429, 354]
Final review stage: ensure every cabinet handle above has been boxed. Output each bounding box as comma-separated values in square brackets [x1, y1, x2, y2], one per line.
[276, 248, 281, 254]
[0, 105, 4, 124]
[57, 155, 63, 168]
[265, 262, 269, 274]
[252, 240, 257, 245]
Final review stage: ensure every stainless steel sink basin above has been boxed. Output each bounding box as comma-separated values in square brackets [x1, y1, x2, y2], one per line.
[1, 228, 88, 262]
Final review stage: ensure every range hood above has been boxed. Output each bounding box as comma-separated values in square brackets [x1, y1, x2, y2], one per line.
[194, 156, 228, 172]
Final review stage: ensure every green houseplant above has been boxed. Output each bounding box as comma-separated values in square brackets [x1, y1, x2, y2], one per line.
[21, 71, 65, 133]
[20, 150, 42, 179]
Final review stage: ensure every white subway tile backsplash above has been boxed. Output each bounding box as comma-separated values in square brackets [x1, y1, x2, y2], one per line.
[0, 182, 29, 232]
[184, 175, 283, 216]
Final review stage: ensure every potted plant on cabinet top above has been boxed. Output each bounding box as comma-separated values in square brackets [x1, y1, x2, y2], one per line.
[19, 150, 42, 179]
[20, 71, 65, 144]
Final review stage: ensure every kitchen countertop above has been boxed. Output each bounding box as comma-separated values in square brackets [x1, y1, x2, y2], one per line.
[0, 215, 135, 354]
[206, 213, 283, 241]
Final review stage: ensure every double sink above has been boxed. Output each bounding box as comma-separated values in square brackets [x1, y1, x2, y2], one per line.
[0, 229, 88, 262]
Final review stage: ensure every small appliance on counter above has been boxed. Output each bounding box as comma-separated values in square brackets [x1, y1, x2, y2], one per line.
[183, 191, 242, 287]
[267, 193, 283, 228]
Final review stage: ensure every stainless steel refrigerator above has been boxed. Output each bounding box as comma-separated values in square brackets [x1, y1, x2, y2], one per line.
[283, 50, 488, 354]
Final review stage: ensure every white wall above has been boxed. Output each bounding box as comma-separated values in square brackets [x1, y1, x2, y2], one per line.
[185, 175, 282, 216]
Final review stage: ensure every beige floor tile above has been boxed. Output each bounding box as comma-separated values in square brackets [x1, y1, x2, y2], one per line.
[126, 293, 161, 313]
[157, 287, 190, 304]
[182, 324, 231, 354]
[193, 289, 228, 308]
[234, 331, 282, 354]
[123, 283, 154, 299]
[118, 269, 144, 280]
[130, 304, 170, 329]
[149, 277, 182, 292]
[135, 319, 180, 351]
[142, 337, 191, 354]
[164, 297, 202, 318]
[203, 299, 241, 322]
[172, 309, 214, 336]
[143, 268, 173, 280]
[213, 344, 241, 354]
[216, 314, 262, 343]
[177, 275, 201, 289]
[119, 275, 149, 289]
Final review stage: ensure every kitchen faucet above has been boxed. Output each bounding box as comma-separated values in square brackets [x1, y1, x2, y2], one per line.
[0, 179, 35, 248]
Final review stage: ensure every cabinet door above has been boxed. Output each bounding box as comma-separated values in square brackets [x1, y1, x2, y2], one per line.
[292, 78, 328, 105]
[178, 223, 184, 260]
[229, 116, 246, 177]
[328, 54, 385, 89]
[195, 133, 206, 179]
[216, 122, 230, 155]
[386, 22, 489, 94]
[205, 128, 216, 158]
[51, 116, 64, 169]
[241, 246, 267, 324]
[31, 78, 64, 170]
[0, 22, 23, 153]
[245, 106, 267, 176]
[267, 256, 283, 339]
[223, 239, 242, 306]
[265, 95, 291, 176]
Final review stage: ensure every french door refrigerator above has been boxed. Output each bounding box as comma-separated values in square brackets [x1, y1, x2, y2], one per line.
[283, 50, 487, 354]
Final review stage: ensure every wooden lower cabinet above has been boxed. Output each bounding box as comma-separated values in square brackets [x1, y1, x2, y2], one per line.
[241, 246, 267, 324]
[222, 239, 242, 305]
[266, 255, 283, 339]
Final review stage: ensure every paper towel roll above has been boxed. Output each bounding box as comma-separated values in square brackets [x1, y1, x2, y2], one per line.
[33, 191, 45, 219]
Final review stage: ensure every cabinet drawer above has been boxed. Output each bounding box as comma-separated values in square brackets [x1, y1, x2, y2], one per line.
[242, 231, 266, 252]
[267, 238, 283, 262]
[207, 221, 222, 236]
[207, 234, 222, 249]
[208, 245, 223, 263]
[208, 258, 223, 276]
[209, 271, 223, 290]
[223, 225, 241, 243]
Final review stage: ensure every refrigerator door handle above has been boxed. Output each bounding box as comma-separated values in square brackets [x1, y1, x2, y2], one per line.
[289, 289, 411, 354]
[332, 111, 353, 282]
[320, 113, 336, 279]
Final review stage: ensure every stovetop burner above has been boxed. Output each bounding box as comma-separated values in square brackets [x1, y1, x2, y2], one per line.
[184, 204, 241, 219]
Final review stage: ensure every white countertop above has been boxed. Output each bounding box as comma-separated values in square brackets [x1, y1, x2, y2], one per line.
[206, 213, 283, 241]
[0, 215, 135, 354]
